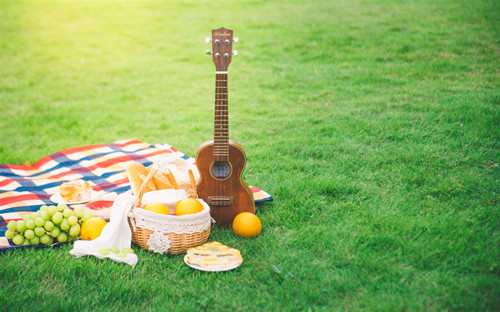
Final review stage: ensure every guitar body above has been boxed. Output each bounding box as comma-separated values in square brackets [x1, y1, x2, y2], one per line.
[196, 140, 255, 226]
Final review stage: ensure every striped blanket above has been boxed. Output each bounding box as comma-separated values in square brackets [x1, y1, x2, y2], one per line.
[0, 139, 272, 250]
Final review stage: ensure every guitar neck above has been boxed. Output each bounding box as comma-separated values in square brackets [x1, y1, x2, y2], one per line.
[214, 72, 229, 161]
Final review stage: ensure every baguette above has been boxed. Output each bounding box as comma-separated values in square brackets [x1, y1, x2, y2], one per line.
[152, 168, 179, 190]
[126, 162, 157, 195]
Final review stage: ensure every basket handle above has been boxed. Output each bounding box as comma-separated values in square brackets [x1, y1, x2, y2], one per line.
[132, 166, 157, 209]
[186, 169, 198, 198]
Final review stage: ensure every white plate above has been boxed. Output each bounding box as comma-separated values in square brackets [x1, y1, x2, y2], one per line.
[50, 190, 100, 205]
[184, 255, 242, 272]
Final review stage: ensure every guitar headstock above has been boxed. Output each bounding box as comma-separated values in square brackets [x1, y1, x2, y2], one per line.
[205, 27, 238, 72]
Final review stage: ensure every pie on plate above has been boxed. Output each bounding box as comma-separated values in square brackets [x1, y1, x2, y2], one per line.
[52, 180, 95, 204]
[185, 241, 243, 271]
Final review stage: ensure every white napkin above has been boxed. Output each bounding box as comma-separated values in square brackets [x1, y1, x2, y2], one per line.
[69, 192, 138, 267]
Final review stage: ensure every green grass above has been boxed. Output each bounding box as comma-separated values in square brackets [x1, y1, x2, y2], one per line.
[1, 0, 499, 310]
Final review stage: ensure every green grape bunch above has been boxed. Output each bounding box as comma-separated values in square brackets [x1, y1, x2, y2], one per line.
[5, 204, 93, 246]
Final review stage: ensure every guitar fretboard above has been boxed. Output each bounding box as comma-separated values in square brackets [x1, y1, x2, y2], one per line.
[214, 72, 228, 161]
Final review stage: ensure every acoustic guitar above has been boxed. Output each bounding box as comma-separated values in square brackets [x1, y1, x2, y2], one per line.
[195, 27, 255, 226]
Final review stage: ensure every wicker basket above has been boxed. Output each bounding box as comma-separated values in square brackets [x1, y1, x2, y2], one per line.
[127, 163, 211, 254]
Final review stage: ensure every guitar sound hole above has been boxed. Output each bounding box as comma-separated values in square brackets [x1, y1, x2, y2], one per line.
[212, 161, 231, 178]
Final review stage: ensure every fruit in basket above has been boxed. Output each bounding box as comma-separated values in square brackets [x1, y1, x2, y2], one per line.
[175, 198, 203, 215]
[81, 217, 107, 240]
[232, 212, 262, 238]
[143, 202, 170, 215]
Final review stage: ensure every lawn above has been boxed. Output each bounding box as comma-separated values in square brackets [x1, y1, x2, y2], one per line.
[1, 0, 499, 311]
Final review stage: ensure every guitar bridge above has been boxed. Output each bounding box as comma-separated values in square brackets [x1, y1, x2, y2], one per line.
[207, 196, 235, 206]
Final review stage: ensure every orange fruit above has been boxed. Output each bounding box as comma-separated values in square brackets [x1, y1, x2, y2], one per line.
[232, 212, 262, 238]
[143, 202, 169, 214]
[81, 217, 107, 240]
[175, 198, 203, 215]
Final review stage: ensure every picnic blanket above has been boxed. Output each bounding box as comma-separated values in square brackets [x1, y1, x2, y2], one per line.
[0, 139, 273, 250]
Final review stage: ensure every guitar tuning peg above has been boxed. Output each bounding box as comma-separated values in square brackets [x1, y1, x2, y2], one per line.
[232, 50, 238, 56]
[233, 37, 239, 43]
[205, 37, 212, 44]
[206, 50, 212, 55]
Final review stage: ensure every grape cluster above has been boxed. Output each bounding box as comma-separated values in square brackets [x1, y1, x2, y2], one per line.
[4, 204, 92, 246]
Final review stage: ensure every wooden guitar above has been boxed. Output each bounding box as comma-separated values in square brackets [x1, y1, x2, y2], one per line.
[195, 27, 255, 226]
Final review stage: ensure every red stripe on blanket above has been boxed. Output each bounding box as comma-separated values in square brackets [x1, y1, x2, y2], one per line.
[85, 150, 168, 171]
[44, 150, 169, 180]
[93, 178, 129, 191]
[2, 164, 33, 170]
[49, 168, 89, 180]
[31, 140, 144, 169]
[0, 179, 14, 188]
[0, 194, 40, 205]
[2, 217, 23, 222]
[113, 139, 145, 147]
[85, 200, 114, 210]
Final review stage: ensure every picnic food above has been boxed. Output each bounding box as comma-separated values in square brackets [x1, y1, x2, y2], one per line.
[152, 169, 179, 190]
[5, 204, 93, 246]
[127, 162, 157, 195]
[175, 198, 204, 215]
[186, 242, 243, 267]
[232, 212, 262, 238]
[59, 179, 92, 202]
[81, 217, 107, 240]
[143, 202, 169, 215]
[126, 162, 178, 195]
